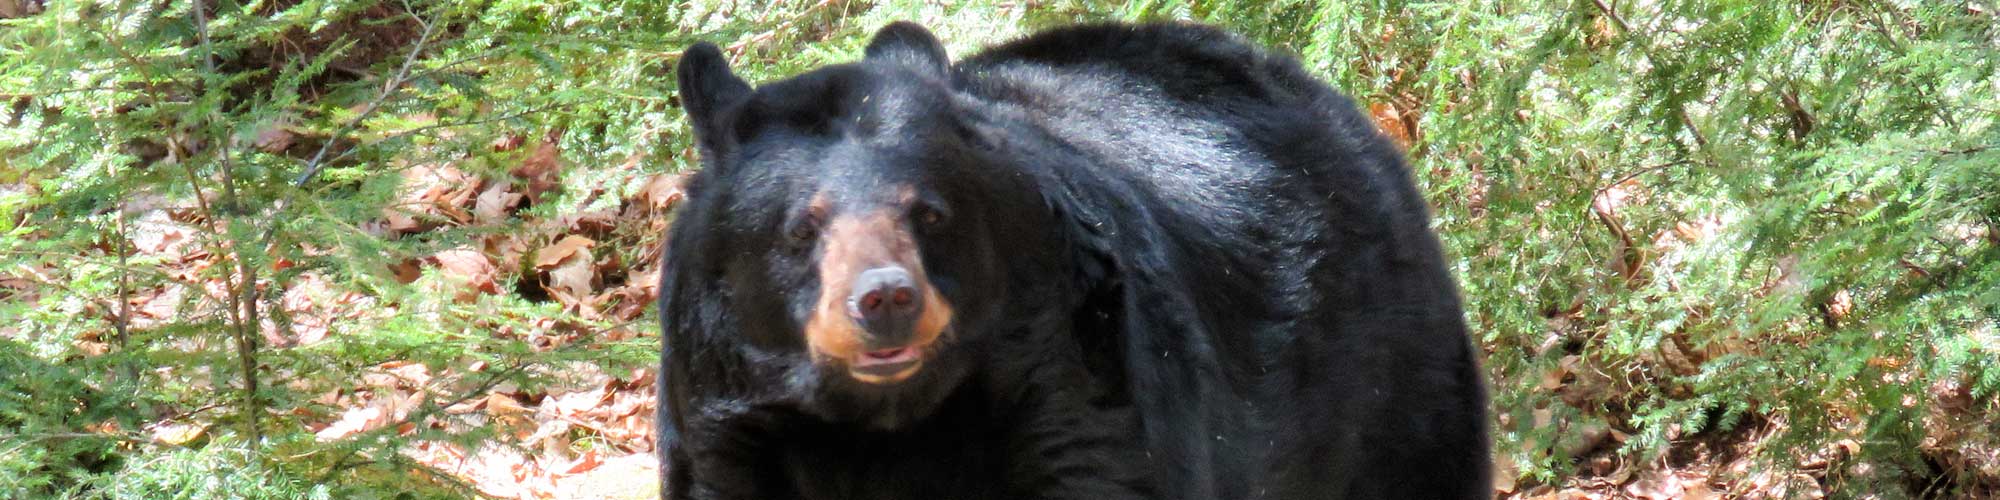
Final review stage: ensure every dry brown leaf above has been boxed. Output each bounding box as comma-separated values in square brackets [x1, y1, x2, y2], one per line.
[484, 234, 532, 272]
[385, 163, 481, 233]
[383, 208, 426, 234]
[254, 121, 296, 153]
[1825, 289, 1853, 321]
[381, 360, 433, 389]
[150, 421, 208, 446]
[633, 173, 686, 212]
[476, 182, 525, 224]
[432, 248, 502, 298]
[1492, 453, 1518, 494]
[129, 210, 193, 255]
[547, 263, 594, 306]
[1538, 357, 1571, 390]
[540, 240, 599, 313]
[514, 132, 565, 204]
[598, 284, 654, 322]
[436, 184, 480, 224]
[486, 392, 533, 417]
[491, 133, 527, 152]
[521, 416, 574, 449]
[554, 209, 619, 235]
[534, 235, 596, 270]
[317, 399, 390, 442]
[548, 387, 609, 417]
[279, 272, 372, 345]
[405, 442, 537, 500]
[389, 258, 424, 284]
[1681, 479, 1720, 500]
[549, 453, 659, 500]
[559, 450, 601, 475]
[1369, 102, 1415, 149]
[76, 339, 110, 356]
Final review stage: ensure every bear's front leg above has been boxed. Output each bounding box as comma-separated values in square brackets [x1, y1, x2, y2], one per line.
[668, 403, 793, 500]
[993, 354, 1152, 500]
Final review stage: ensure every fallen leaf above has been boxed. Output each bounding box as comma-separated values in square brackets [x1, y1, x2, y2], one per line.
[316, 404, 387, 442]
[389, 258, 424, 284]
[534, 235, 596, 270]
[475, 182, 525, 224]
[633, 173, 686, 212]
[545, 250, 596, 312]
[384, 163, 481, 234]
[150, 421, 209, 446]
[1825, 289, 1853, 321]
[1369, 102, 1416, 149]
[548, 387, 610, 416]
[486, 392, 533, 417]
[380, 360, 433, 389]
[1493, 453, 1518, 494]
[554, 209, 619, 235]
[598, 284, 654, 322]
[254, 119, 296, 153]
[129, 210, 192, 255]
[491, 133, 527, 152]
[514, 132, 565, 204]
[483, 234, 532, 273]
[559, 450, 602, 475]
[432, 248, 502, 299]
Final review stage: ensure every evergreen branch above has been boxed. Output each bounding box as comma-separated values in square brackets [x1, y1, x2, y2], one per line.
[314, 102, 569, 168]
[292, 7, 444, 189]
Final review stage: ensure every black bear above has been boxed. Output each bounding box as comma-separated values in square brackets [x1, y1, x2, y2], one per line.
[658, 21, 1490, 500]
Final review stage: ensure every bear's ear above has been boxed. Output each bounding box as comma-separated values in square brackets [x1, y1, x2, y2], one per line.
[677, 42, 752, 158]
[864, 22, 949, 79]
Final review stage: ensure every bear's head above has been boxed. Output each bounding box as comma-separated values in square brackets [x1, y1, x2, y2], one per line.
[665, 23, 1096, 427]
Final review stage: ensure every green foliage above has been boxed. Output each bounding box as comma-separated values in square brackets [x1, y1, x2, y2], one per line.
[0, 339, 144, 498]
[1264, 0, 1998, 494]
[3, 0, 681, 495]
[3, 0, 1995, 497]
[101, 441, 332, 500]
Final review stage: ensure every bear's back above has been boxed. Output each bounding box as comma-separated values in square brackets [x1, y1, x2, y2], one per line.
[955, 23, 1490, 500]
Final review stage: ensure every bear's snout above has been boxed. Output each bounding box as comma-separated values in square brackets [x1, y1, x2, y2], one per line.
[849, 266, 924, 345]
[803, 209, 956, 385]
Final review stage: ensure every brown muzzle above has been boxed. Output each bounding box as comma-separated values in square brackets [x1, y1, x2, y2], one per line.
[803, 210, 953, 384]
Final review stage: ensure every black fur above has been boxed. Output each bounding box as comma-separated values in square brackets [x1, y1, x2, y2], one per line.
[659, 22, 1490, 500]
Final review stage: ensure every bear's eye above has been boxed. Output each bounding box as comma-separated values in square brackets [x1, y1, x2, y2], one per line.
[911, 202, 949, 229]
[787, 209, 823, 242]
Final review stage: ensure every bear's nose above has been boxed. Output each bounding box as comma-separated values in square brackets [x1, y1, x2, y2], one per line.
[849, 266, 922, 344]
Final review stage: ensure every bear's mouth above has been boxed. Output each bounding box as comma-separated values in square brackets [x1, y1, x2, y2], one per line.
[846, 344, 925, 384]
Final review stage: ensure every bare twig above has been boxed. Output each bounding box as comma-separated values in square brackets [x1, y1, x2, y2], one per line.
[1589, 0, 1632, 34]
[291, 9, 442, 189]
[1594, 160, 1690, 197]
[251, 4, 443, 255]
[1676, 108, 1710, 149]
[1589, 160, 1687, 283]
[113, 203, 135, 382]
[188, 0, 266, 443]
[1590, 191, 1640, 281]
